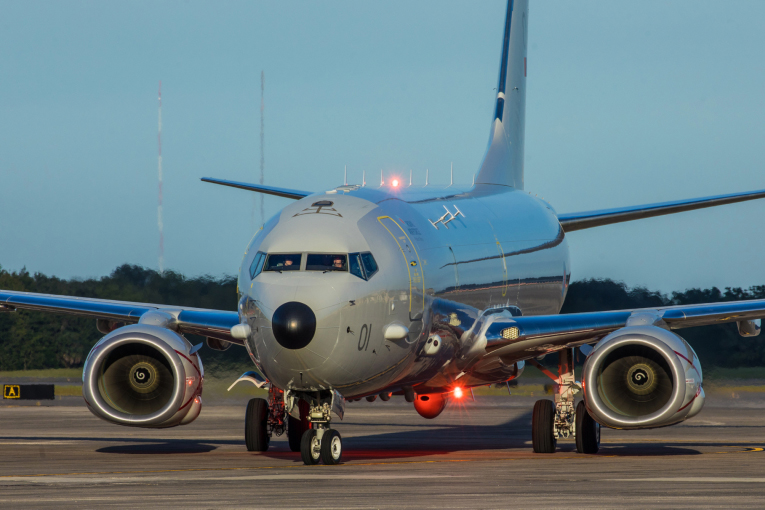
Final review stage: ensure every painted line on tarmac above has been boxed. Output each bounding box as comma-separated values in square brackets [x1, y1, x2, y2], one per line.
[1, 444, 762, 480]
[607, 477, 765, 483]
[0, 473, 466, 485]
[0, 441, 80, 445]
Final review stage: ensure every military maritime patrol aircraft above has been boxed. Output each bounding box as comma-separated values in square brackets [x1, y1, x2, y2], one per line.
[4, 0, 765, 465]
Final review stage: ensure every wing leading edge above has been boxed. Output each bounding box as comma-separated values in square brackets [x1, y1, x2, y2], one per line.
[0, 290, 241, 345]
[558, 188, 765, 232]
[476, 299, 765, 363]
[201, 177, 311, 200]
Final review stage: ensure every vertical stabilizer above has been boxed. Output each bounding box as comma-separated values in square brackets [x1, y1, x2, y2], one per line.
[475, 0, 528, 189]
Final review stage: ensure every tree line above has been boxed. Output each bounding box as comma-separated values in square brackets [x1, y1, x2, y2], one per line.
[1, 263, 764, 372]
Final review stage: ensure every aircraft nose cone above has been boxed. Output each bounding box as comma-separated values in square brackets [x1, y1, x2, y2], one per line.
[272, 301, 316, 349]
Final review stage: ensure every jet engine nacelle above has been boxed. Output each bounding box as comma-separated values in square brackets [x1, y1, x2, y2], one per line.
[82, 324, 203, 428]
[582, 325, 704, 430]
[413, 392, 448, 419]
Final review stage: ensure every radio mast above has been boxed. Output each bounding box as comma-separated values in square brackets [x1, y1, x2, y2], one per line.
[257, 71, 265, 230]
[157, 81, 164, 274]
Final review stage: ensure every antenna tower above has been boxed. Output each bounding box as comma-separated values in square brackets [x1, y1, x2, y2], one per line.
[258, 71, 265, 229]
[157, 81, 164, 274]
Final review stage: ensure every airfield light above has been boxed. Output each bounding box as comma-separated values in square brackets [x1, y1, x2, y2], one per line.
[453, 386, 464, 399]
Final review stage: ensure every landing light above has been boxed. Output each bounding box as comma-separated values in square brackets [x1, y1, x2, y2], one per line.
[453, 387, 464, 399]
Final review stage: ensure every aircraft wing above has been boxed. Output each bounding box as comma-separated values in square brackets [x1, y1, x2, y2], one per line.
[558, 188, 765, 232]
[201, 177, 311, 200]
[0, 290, 242, 345]
[478, 299, 765, 361]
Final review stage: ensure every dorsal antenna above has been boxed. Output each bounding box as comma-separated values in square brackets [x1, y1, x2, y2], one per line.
[362, 170, 366, 187]
[409, 169, 412, 186]
[449, 162, 453, 187]
[380, 169, 384, 187]
[344, 165, 347, 186]
[425, 169, 429, 187]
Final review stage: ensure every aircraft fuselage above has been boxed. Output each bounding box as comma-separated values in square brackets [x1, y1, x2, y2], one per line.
[238, 183, 569, 398]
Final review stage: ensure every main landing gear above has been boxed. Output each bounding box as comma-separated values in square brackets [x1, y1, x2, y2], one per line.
[244, 386, 343, 465]
[530, 348, 600, 454]
[245, 386, 287, 452]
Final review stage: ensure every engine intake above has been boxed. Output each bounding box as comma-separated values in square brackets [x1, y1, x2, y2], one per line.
[82, 324, 203, 428]
[583, 325, 704, 430]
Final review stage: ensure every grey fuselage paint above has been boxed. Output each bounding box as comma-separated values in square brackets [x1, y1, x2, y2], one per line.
[237, 183, 568, 398]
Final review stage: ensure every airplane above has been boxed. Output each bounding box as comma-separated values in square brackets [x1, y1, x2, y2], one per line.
[3, 0, 765, 466]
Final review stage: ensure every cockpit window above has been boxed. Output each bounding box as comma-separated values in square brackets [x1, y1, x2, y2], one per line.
[249, 251, 266, 279]
[349, 253, 364, 279]
[264, 253, 302, 271]
[360, 252, 378, 278]
[306, 254, 347, 272]
[348, 252, 378, 280]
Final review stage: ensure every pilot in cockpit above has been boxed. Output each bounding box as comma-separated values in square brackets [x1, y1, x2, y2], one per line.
[332, 257, 345, 270]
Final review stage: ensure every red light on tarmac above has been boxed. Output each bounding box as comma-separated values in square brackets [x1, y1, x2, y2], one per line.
[453, 387, 463, 399]
[392, 179, 399, 187]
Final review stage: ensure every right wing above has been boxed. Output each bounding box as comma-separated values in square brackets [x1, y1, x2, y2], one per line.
[558, 188, 765, 232]
[0, 290, 241, 344]
[476, 299, 765, 362]
[201, 177, 311, 200]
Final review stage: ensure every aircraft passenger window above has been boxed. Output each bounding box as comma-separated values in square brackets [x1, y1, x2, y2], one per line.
[249, 251, 266, 279]
[360, 252, 378, 278]
[349, 253, 365, 280]
[264, 253, 302, 272]
[306, 254, 347, 272]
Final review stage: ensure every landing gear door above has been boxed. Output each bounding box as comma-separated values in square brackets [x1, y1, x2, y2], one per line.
[377, 216, 424, 321]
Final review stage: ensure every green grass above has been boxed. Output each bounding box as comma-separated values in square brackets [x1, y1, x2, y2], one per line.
[0, 368, 82, 379]
[705, 366, 765, 380]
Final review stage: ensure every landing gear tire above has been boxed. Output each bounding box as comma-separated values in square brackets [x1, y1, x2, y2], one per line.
[288, 400, 310, 453]
[300, 429, 321, 465]
[320, 429, 343, 465]
[245, 398, 270, 452]
[575, 401, 600, 454]
[532, 399, 556, 454]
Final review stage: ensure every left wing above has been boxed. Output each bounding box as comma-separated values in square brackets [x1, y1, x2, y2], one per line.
[201, 177, 311, 200]
[476, 299, 765, 362]
[0, 290, 241, 344]
[558, 188, 765, 232]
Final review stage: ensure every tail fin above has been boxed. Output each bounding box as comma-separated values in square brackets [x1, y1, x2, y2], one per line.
[475, 0, 528, 189]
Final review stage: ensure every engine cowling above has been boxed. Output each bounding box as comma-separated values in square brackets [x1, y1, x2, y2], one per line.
[414, 392, 448, 419]
[82, 324, 203, 428]
[582, 325, 704, 430]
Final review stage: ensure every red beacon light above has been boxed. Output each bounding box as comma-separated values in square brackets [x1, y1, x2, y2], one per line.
[391, 178, 400, 187]
[453, 386, 464, 399]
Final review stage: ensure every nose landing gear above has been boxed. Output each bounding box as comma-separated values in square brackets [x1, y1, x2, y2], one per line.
[300, 400, 343, 465]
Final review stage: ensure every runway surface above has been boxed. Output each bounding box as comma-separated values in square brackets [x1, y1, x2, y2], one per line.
[1, 394, 764, 509]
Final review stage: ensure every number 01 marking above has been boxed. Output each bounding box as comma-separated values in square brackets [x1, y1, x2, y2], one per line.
[358, 324, 372, 351]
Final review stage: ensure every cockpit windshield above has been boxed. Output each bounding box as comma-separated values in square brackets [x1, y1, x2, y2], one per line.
[264, 253, 302, 272]
[306, 254, 347, 272]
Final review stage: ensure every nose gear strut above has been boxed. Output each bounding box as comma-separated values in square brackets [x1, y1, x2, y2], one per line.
[286, 389, 345, 465]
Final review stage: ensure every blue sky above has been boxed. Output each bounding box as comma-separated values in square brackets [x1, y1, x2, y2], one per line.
[1, 0, 764, 292]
